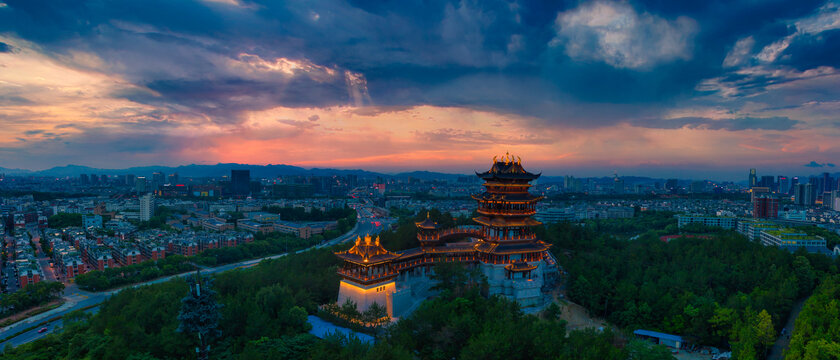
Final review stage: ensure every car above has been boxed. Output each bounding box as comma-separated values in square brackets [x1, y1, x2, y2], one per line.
[37, 327, 48, 333]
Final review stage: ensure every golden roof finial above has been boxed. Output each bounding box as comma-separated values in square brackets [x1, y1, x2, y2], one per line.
[493, 155, 498, 163]
[354, 236, 361, 246]
[375, 236, 380, 246]
[364, 234, 371, 245]
[426, 211, 430, 219]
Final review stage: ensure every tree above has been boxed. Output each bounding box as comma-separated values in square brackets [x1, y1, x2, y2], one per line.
[178, 273, 222, 360]
[624, 339, 676, 360]
[362, 302, 389, 329]
[339, 298, 361, 323]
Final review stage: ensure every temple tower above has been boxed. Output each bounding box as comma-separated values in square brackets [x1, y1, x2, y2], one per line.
[472, 153, 551, 305]
[335, 235, 400, 317]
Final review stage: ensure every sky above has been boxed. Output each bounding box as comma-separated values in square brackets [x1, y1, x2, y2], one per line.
[0, 0, 839, 181]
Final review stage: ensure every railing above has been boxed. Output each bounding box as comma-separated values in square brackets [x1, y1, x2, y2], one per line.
[482, 233, 537, 242]
[337, 269, 398, 283]
[476, 208, 536, 216]
[419, 226, 483, 241]
[543, 251, 558, 267]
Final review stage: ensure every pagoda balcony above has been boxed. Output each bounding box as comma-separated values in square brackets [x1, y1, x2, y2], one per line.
[476, 208, 536, 216]
[337, 268, 398, 284]
[482, 233, 537, 242]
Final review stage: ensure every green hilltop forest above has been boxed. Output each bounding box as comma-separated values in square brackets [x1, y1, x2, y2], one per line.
[4, 211, 840, 360]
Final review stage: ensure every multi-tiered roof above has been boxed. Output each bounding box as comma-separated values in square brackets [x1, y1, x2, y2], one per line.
[473, 152, 544, 240]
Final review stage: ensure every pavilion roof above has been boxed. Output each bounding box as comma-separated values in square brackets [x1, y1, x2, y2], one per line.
[415, 212, 438, 229]
[335, 234, 400, 265]
[475, 152, 540, 181]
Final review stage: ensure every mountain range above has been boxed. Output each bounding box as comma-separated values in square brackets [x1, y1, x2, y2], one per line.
[0, 163, 466, 180]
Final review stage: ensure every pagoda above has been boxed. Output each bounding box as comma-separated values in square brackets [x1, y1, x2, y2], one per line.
[334, 154, 558, 318]
[335, 234, 400, 316]
[471, 153, 551, 303]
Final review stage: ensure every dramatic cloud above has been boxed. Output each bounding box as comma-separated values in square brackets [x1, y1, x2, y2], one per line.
[805, 161, 836, 167]
[723, 37, 755, 68]
[632, 116, 800, 131]
[0, 0, 839, 179]
[552, 1, 697, 69]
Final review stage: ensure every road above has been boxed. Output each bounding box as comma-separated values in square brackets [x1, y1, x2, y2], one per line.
[767, 296, 809, 360]
[0, 215, 391, 349]
[29, 229, 58, 283]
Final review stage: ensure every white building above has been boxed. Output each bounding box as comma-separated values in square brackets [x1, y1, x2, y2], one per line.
[139, 193, 155, 222]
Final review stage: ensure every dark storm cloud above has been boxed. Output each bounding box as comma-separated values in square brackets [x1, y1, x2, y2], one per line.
[805, 161, 836, 167]
[631, 116, 801, 131]
[0, 0, 836, 127]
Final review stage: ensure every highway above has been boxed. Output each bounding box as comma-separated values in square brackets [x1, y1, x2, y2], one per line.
[0, 214, 392, 349]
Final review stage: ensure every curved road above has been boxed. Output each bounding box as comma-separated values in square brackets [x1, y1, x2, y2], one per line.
[0, 215, 391, 349]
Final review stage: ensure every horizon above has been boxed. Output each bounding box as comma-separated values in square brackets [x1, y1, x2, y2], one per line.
[2, 160, 839, 183]
[1, 1, 840, 177]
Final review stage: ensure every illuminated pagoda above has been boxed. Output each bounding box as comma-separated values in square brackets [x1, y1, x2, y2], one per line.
[471, 152, 551, 303]
[334, 154, 557, 318]
[335, 234, 400, 317]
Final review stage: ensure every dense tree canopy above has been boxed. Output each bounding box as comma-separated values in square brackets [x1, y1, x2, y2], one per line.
[47, 213, 82, 229]
[6, 209, 839, 360]
[785, 275, 840, 360]
[545, 213, 839, 358]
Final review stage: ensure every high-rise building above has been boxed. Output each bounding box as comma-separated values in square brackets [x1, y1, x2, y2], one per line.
[760, 176, 775, 191]
[665, 179, 679, 194]
[613, 174, 624, 194]
[833, 190, 840, 211]
[80, 174, 89, 185]
[168, 173, 179, 185]
[231, 170, 250, 196]
[152, 172, 166, 190]
[135, 176, 147, 193]
[794, 183, 816, 206]
[824, 172, 834, 193]
[139, 193, 155, 221]
[778, 176, 790, 194]
[125, 174, 136, 187]
[753, 196, 779, 218]
[749, 168, 757, 188]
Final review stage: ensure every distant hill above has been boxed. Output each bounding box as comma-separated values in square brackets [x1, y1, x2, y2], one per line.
[393, 171, 468, 181]
[3, 163, 408, 179]
[0, 166, 32, 175]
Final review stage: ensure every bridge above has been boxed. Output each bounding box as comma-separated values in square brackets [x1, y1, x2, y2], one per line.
[418, 225, 484, 242]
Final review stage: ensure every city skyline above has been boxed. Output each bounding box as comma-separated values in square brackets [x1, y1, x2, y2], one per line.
[2, 1, 840, 179]
[3, 160, 840, 183]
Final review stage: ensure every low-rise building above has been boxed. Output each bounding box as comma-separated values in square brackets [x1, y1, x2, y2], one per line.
[760, 229, 826, 248]
[202, 218, 234, 232]
[112, 244, 143, 267]
[273, 221, 313, 239]
[535, 208, 576, 223]
[737, 219, 780, 241]
[677, 215, 737, 229]
[237, 219, 274, 234]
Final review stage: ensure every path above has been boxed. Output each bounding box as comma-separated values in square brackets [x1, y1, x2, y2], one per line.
[767, 296, 809, 360]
